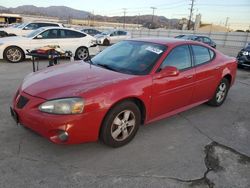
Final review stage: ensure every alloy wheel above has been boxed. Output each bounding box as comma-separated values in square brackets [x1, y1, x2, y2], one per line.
[111, 110, 136, 141]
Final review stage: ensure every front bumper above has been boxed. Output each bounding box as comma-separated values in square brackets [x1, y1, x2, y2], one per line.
[11, 91, 106, 144]
[237, 55, 250, 67]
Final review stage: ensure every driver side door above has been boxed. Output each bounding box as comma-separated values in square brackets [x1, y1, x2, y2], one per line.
[151, 45, 195, 119]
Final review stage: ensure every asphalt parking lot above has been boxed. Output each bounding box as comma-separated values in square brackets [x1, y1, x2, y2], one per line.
[0, 46, 249, 188]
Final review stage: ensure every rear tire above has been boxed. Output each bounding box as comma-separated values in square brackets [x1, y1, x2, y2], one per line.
[75, 47, 89, 61]
[100, 101, 141, 147]
[207, 78, 230, 106]
[3, 46, 24, 63]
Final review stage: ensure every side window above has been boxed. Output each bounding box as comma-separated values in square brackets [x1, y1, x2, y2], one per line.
[62, 30, 86, 38]
[209, 49, 215, 59]
[161, 45, 192, 70]
[111, 31, 118, 36]
[192, 45, 211, 65]
[118, 31, 126, 36]
[40, 29, 59, 39]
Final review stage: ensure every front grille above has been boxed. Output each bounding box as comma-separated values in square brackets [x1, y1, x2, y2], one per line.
[17, 95, 29, 109]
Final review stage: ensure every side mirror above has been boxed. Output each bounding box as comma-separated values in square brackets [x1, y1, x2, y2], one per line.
[156, 66, 179, 79]
[35, 35, 43, 39]
[23, 27, 30, 30]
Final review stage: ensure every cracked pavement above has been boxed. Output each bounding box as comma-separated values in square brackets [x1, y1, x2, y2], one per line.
[0, 59, 249, 188]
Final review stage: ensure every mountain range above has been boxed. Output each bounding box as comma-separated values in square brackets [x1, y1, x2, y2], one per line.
[0, 5, 182, 28]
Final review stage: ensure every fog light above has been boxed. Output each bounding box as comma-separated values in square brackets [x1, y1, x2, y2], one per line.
[58, 130, 69, 142]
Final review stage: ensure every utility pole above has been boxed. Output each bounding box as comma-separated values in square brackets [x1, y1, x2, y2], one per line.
[225, 17, 229, 28]
[187, 0, 195, 30]
[137, 13, 140, 27]
[150, 7, 157, 28]
[123, 8, 127, 29]
[225, 17, 229, 32]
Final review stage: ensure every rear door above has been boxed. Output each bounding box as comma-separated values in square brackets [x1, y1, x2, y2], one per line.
[151, 45, 195, 119]
[191, 45, 220, 103]
[57, 29, 87, 53]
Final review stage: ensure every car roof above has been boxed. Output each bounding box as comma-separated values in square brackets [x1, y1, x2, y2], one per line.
[26, 21, 62, 24]
[128, 37, 205, 47]
[40, 27, 80, 31]
[182, 34, 210, 38]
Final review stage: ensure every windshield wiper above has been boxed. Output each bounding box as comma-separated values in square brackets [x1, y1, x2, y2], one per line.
[96, 63, 117, 71]
[85, 59, 93, 64]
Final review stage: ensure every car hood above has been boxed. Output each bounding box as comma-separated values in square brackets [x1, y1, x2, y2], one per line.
[94, 34, 107, 38]
[21, 62, 135, 99]
[0, 36, 29, 43]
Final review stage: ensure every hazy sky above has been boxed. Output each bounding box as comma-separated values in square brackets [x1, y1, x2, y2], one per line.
[1, 0, 249, 30]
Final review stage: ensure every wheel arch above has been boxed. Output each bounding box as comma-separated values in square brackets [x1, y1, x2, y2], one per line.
[74, 46, 89, 58]
[99, 97, 147, 138]
[3, 45, 25, 62]
[223, 74, 232, 85]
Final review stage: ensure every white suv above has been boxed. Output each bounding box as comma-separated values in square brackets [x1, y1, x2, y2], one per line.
[0, 22, 64, 37]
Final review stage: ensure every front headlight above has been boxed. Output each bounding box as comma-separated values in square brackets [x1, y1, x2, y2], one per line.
[242, 51, 249, 56]
[39, 98, 84, 114]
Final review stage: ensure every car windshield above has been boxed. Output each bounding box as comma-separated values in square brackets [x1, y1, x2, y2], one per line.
[91, 40, 167, 75]
[16, 23, 27, 29]
[26, 28, 46, 38]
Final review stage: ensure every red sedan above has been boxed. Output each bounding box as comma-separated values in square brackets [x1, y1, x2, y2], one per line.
[10, 38, 237, 147]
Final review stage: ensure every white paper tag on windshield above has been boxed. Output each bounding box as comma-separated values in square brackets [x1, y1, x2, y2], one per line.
[146, 46, 163, 54]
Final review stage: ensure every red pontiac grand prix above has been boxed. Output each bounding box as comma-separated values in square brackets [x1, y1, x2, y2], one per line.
[10, 38, 237, 147]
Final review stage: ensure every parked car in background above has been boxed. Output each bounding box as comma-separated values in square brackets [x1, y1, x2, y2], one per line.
[0, 30, 17, 38]
[174, 34, 185, 39]
[0, 27, 99, 63]
[95, 29, 131, 45]
[237, 42, 250, 68]
[10, 38, 237, 147]
[0, 22, 64, 37]
[175, 35, 216, 48]
[81, 28, 101, 36]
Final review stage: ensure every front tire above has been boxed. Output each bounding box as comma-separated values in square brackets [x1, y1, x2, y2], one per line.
[75, 47, 89, 60]
[3, 46, 24, 63]
[100, 101, 141, 147]
[207, 78, 230, 106]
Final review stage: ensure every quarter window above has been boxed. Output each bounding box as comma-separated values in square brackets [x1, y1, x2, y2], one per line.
[192, 45, 211, 65]
[161, 45, 192, 70]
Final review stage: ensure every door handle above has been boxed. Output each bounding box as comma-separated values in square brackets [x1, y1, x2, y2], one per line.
[185, 75, 193, 79]
[215, 66, 221, 70]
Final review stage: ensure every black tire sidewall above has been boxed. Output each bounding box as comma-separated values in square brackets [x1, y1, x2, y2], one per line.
[209, 78, 230, 106]
[103, 39, 110, 46]
[101, 101, 141, 147]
